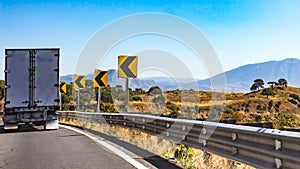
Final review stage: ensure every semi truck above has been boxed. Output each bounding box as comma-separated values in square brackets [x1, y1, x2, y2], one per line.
[3, 48, 60, 130]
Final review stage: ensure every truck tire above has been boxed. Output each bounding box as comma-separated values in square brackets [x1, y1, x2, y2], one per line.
[44, 119, 59, 130]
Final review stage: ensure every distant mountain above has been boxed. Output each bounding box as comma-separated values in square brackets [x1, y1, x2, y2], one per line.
[60, 69, 198, 91]
[60, 58, 300, 92]
[60, 70, 158, 91]
[60, 74, 73, 84]
[193, 58, 300, 92]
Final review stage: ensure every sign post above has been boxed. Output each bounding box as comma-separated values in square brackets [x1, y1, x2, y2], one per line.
[97, 87, 101, 112]
[60, 94, 62, 111]
[59, 82, 67, 111]
[74, 75, 86, 111]
[94, 70, 108, 112]
[125, 78, 129, 112]
[118, 55, 138, 112]
[77, 89, 80, 110]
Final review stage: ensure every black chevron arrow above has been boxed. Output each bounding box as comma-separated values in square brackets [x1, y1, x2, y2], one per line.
[60, 82, 66, 93]
[120, 57, 135, 77]
[95, 71, 107, 87]
[75, 76, 84, 88]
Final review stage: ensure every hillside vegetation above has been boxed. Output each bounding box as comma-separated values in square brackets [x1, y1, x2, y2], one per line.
[126, 86, 300, 129]
[56, 79, 300, 129]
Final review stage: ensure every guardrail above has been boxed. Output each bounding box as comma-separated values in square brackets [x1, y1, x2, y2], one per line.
[59, 111, 300, 169]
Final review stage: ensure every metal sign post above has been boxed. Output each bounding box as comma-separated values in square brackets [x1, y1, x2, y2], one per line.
[125, 78, 129, 113]
[59, 93, 62, 111]
[77, 89, 80, 111]
[97, 87, 101, 112]
[74, 75, 85, 111]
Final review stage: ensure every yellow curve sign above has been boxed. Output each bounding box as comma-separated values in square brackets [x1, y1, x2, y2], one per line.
[118, 56, 138, 78]
[59, 82, 67, 94]
[94, 70, 108, 88]
[74, 75, 85, 89]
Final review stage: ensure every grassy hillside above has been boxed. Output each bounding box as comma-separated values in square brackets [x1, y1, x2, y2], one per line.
[123, 86, 300, 129]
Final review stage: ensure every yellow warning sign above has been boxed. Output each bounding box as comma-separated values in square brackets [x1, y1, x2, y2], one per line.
[118, 56, 138, 78]
[59, 82, 67, 94]
[94, 70, 108, 88]
[74, 75, 85, 89]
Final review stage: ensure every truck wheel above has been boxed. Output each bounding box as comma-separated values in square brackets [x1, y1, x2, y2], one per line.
[4, 124, 18, 131]
[44, 119, 59, 130]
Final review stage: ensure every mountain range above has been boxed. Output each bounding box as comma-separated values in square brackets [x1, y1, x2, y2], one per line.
[61, 58, 300, 92]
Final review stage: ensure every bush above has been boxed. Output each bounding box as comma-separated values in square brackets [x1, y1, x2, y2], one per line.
[224, 109, 233, 114]
[288, 99, 298, 105]
[131, 88, 146, 95]
[166, 102, 179, 112]
[256, 104, 266, 111]
[173, 144, 195, 168]
[262, 88, 276, 98]
[289, 93, 299, 100]
[101, 90, 113, 103]
[268, 100, 273, 110]
[272, 111, 299, 129]
[131, 95, 142, 102]
[148, 86, 163, 96]
[275, 101, 281, 112]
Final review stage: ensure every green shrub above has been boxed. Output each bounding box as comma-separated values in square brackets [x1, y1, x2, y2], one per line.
[174, 144, 195, 168]
[166, 102, 179, 112]
[272, 111, 299, 129]
[131, 95, 142, 102]
[262, 88, 276, 98]
[148, 86, 163, 95]
[275, 101, 281, 112]
[289, 93, 299, 100]
[288, 99, 298, 105]
[268, 100, 273, 110]
[224, 108, 233, 114]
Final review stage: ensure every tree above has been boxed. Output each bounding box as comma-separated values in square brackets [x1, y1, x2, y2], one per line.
[134, 88, 145, 95]
[250, 83, 259, 92]
[267, 81, 277, 89]
[278, 78, 288, 89]
[147, 86, 163, 96]
[254, 79, 264, 88]
[250, 79, 264, 92]
[262, 88, 275, 98]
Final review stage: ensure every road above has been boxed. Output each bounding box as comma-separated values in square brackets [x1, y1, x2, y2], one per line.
[0, 124, 138, 169]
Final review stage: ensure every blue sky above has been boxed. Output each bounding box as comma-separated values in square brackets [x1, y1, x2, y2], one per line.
[1, 0, 300, 79]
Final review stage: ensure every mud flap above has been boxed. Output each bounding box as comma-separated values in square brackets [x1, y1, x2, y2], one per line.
[44, 119, 59, 130]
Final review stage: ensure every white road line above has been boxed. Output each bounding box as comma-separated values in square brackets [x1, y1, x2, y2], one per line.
[60, 124, 148, 169]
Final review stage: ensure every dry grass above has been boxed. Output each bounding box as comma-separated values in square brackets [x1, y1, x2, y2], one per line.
[59, 118, 256, 169]
[92, 86, 300, 127]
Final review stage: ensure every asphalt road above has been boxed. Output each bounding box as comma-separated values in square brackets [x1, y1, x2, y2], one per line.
[0, 125, 137, 169]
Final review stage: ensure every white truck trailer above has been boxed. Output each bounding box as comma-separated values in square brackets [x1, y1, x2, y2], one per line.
[3, 48, 60, 130]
